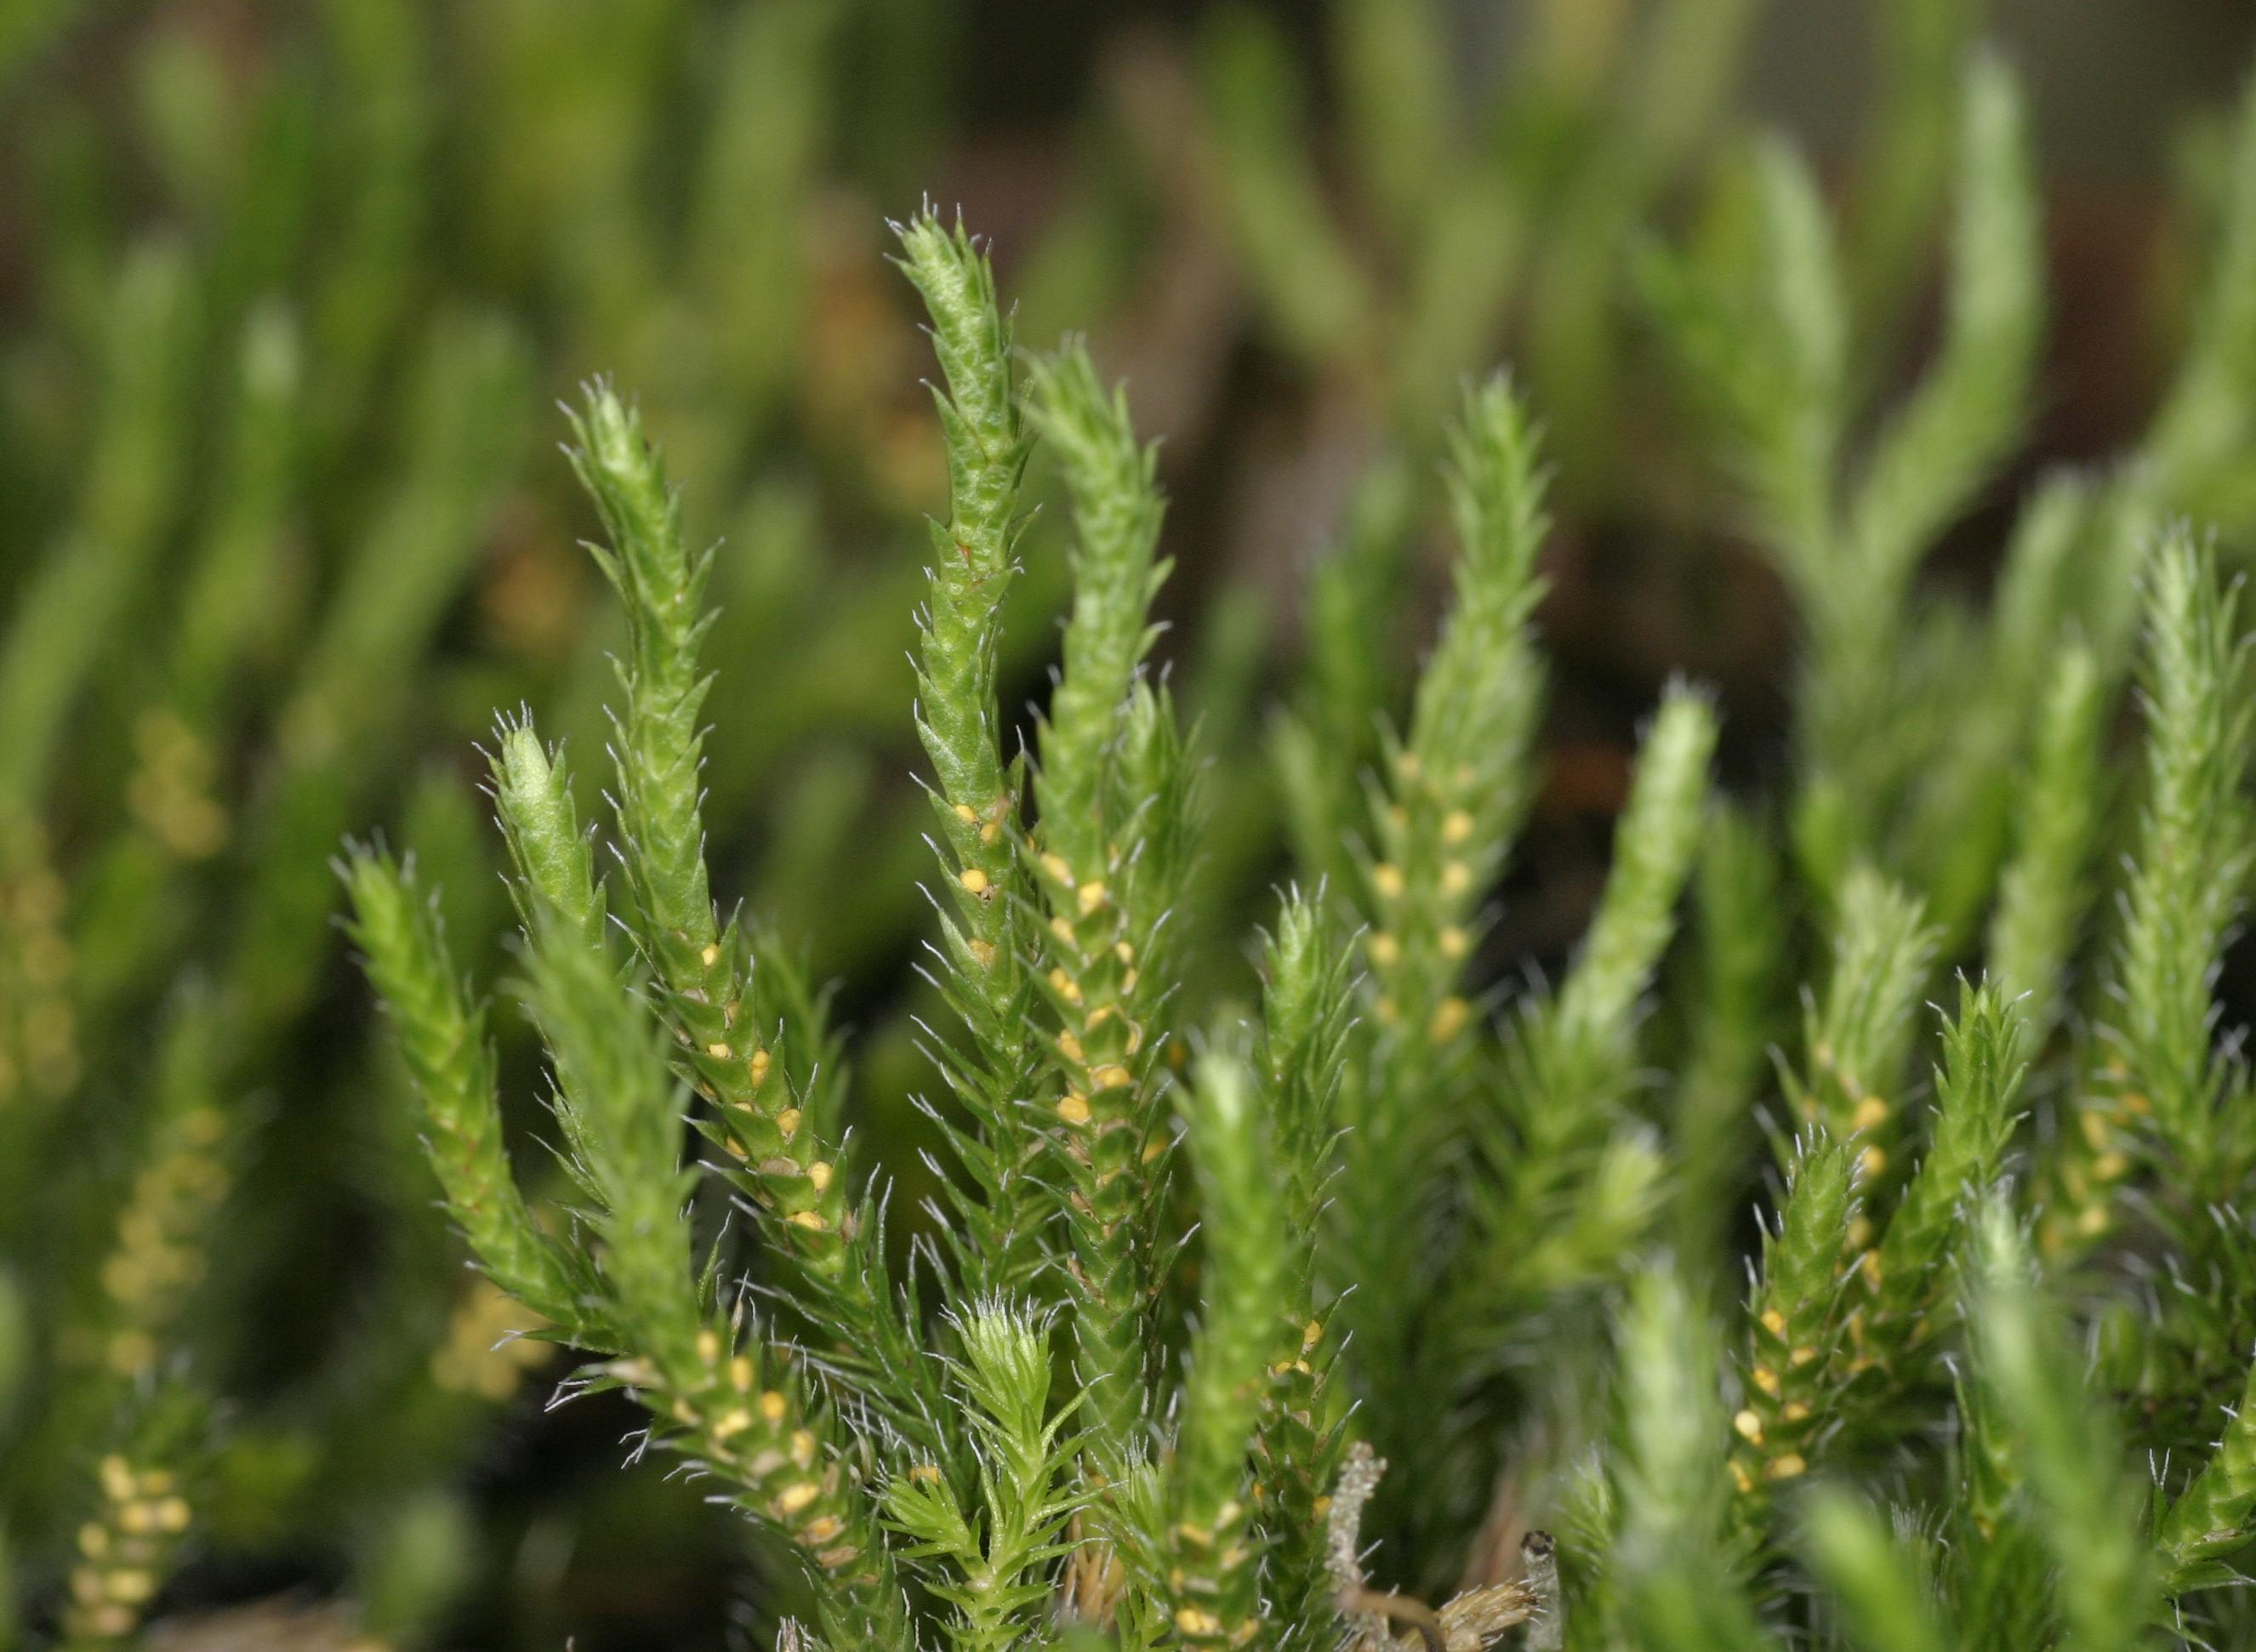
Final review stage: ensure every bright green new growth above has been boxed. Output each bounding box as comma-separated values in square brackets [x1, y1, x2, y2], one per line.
[325, 57, 2256, 1652]
[2161, 1352, 2256, 1591]
[1968, 1203, 2156, 1652]
[488, 723, 607, 954]
[1866, 980, 2025, 1356]
[1986, 639, 2106, 1038]
[567, 382, 721, 971]
[882, 1306, 1083, 1652]
[343, 854, 590, 1334]
[1166, 1052, 1286, 1646]
[2105, 536, 2253, 1169]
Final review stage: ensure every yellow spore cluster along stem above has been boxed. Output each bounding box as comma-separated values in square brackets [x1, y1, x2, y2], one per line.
[1728, 1142, 1854, 1513]
[426, 1279, 552, 1404]
[63, 1454, 193, 1648]
[0, 829, 78, 1103]
[83, 1101, 231, 1381]
[608, 1327, 887, 1590]
[551, 397, 859, 1268]
[60, 996, 241, 1383]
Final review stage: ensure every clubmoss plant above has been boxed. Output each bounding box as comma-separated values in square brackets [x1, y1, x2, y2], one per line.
[12, 5, 2256, 1643]
[0, 1, 1774, 1636]
[347, 60, 2256, 1638]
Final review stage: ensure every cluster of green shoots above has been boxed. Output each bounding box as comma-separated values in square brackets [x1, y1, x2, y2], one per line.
[9, 1, 2256, 1643]
[351, 44, 2256, 1646]
[0, 0, 1875, 1640]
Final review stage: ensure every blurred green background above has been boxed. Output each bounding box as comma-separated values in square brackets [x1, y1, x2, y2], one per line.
[2, 2, 2253, 1646]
